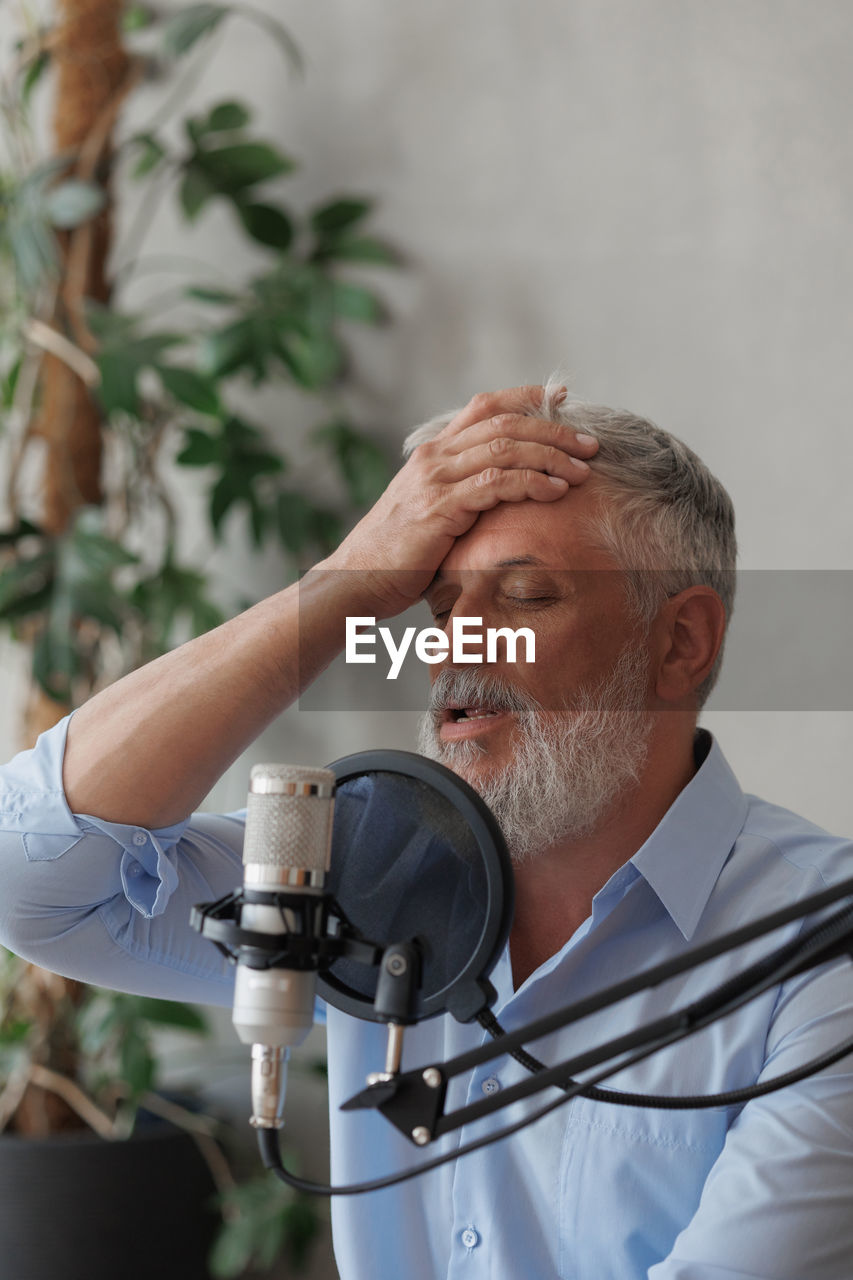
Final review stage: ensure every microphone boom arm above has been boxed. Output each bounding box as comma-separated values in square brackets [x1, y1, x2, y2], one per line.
[341, 875, 853, 1146]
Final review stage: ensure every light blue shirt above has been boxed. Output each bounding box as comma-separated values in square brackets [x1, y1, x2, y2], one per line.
[2, 716, 853, 1279]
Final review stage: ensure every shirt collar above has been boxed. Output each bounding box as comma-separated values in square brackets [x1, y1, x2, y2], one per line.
[630, 729, 750, 941]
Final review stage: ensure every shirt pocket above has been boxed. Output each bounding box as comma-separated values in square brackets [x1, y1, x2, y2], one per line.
[558, 1095, 732, 1280]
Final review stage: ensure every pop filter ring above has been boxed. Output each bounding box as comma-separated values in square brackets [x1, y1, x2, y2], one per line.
[316, 749, 515, 1025]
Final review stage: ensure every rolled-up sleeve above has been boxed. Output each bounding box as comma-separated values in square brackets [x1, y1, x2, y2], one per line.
[0, 713, 244, 1006]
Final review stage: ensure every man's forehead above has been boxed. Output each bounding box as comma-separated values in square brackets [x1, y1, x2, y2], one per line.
[436, 482, 617, 575]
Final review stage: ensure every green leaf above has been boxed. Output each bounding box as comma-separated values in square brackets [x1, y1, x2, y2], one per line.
[275, 492, 315, 554]
[179, 164, 215, 221]
[162, 2, 228, 56]
[310, 197, 372, 237]
[235, 201, 293, 249]
[130, 133, 166, 180]
[184, 115, 206, 149]
[206, 100, 250, 132]
[122, 3, 153, 31]
[247, 494, 267, 548]
[198, 142, 294, 193]
[277, 331, 342, 389]
[209, 1214, 256, 1278]
[210, 473, 238, 535]
[310, 507, 343, 553]
[68, 581, 127, 633]
[185, 285, 238, 305]
[210, 1177, 319, 1279]
[190, 596, 225, 636]
[132, 997, 208, 1032]
[83, 301, 139, 344]
[43, 180, 106, 228]
[20, 155, 74, 194]
[344, 439, 390, 506]
[97, 350, 142, 417]
[231, 453, 283, 479]
[318, 234, 398, 265]
[222, 417, 284, 470]
[120, 1026, 155, 1098]
[280, 1200, 321, 1270]
[199, 319, 257, 378]
[2, 358, 22, 409]
[130, 562, 224, 654]
[0, 1018, 30, 1047]
[0, 553, 55, 620]
[0, 517, 41, 546]
[313, 420, 390, 506]
[157, 365, 222, 416]
[331, 281, 383, 324]
[8, 217, 58, 290]
[186, 414, 287, 543]
[31, 624, 78, 703]
[95, 330, 185, 417]
[176, 427, 221, 466]
[68, 521, 140, 574]
[21, 50, 49, 105]
[256, 1214, 287, 1270]
[0, 579, 54, 622]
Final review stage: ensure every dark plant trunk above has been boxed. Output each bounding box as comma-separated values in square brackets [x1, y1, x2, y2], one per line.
[24, 0, 132, 747]
[37, 0, 129, 537]
[16, 2, 131, 1098]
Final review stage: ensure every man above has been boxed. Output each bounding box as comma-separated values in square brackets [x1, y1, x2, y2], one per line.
[1, 383, 852, 1279]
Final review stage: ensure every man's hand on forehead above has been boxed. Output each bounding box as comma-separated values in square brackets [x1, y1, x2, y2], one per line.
[318, 385, 599, 619]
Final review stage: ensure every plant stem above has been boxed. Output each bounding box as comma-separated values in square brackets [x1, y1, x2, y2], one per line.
[28, 1064, 118, 1138]
[140, 1090, 240, 1211]
[24, 317, 100, 385]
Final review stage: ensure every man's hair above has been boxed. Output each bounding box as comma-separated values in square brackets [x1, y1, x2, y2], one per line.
[403, 374, 737, 707]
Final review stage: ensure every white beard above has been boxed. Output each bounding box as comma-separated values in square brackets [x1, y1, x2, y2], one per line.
[416, 642, 654, 864]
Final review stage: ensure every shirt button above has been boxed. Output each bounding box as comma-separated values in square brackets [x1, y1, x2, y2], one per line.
[132, 831, 147, 847]
[481, 1076, 501, 1096]
[460, 1227, 480, 1249]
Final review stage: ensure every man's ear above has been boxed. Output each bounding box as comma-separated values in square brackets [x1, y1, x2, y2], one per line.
[652, 587, 726, 704]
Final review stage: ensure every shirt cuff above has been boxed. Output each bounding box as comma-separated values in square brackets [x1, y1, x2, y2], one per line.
[77, 814, 186, 917]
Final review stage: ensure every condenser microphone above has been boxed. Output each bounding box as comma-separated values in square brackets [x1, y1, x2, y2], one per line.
[232, 763, 336, 1129]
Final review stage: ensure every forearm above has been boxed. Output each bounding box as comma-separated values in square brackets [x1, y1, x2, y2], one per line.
[62, 565, 357, 828]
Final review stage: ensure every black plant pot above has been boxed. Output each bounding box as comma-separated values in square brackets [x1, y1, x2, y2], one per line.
[0, 1115, 219, 1280]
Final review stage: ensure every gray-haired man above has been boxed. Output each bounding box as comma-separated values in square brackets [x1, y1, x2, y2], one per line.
[1, 384, 851, 1279]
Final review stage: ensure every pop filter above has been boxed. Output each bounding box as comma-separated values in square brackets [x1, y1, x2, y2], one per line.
[317, 750, 514, 1025]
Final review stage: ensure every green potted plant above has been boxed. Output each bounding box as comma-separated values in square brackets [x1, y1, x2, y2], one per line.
[0, 953, 219, 1277]
[0, 951, 326, 1278]
[0, 3, 398, 1275]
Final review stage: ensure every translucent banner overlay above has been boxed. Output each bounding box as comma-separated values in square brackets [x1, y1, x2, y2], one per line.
[296, 570, 853, 712]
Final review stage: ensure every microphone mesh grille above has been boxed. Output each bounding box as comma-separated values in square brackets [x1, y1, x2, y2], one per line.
[243, 765, 335, 870]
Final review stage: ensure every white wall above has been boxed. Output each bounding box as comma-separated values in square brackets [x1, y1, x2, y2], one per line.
[191, 1, 853, 833]
[3, 2, 853, 827]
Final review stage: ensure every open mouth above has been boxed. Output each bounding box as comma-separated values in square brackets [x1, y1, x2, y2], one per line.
[444, 705, 504, 723]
